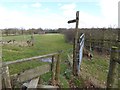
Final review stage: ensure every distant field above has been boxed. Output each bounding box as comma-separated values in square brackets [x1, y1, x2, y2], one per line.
[2, 34, 72, 61]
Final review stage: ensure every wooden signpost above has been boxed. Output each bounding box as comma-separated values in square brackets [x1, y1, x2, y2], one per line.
[68, 11, 79, 76]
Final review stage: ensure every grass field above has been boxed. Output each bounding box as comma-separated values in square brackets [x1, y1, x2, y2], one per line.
[3, 34, 72, 61]
[2, 34, 111, 88]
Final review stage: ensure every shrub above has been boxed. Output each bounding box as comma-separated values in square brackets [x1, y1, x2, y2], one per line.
[62, 29, 75, 43]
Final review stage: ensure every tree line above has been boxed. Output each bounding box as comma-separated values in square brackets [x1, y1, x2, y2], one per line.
[1, 27, 119, 36]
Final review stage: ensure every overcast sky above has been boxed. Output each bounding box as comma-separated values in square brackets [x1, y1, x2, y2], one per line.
[0, 0, 119, 29]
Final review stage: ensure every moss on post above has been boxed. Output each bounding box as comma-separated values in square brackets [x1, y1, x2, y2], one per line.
[107, 47, 118, 89]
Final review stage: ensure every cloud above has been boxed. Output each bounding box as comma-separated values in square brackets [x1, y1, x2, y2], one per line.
[60, 3, 103, 28]
[31, 3, 41, 8]
[0, 1, 119, 29]
[60, 3, 76, 10]
[60, 1, 119, 28]
[0, 0, 99, 3]
[79, 11, 105, 28]
[58, 3, 62, 6]
[0, 5, 67, 29]
[0, 6, 30, 28]
[21, 4, 28, 9]
[60, 3, 77, 19]
[99, 0, 119, 27]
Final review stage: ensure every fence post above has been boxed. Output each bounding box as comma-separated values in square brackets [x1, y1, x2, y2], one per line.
[118, 57, 120, 89]
[0, 60, 2, 89]
[55, 54, 61, 84]
[0, 30, 2, 90]
[3, 66, 12, 89]
[118, 28, 120, 89]
[51, 56, 55, 85]
[89, 33, 92, 52]
[0, 62, 2, 90]
[101, 29, 104, 53]
[107, 47, 118, 89]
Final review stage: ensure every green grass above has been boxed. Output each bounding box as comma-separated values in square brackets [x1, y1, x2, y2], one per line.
[2, 34, 111, 88]
[81, 52, 110, 87]
[3, 34, 72, 62]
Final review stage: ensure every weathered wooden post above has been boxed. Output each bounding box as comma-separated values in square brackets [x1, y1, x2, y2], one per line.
[118, 2, 120, 88]
[89, 33, 92, 52]
[51, 55, 55, 85]
[31, 35, 34, 46]
[101, 29, 105, 53]
[118, 28, 120, 89]
[68, 11, 79, 76]
[55, 53, 61, 84]
[3, 66, 12, 89]
[0, 29, 2, 89]
[107, 47, 118, 89]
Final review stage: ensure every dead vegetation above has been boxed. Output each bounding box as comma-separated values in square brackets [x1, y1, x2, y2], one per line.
[1, 39, 34, 47]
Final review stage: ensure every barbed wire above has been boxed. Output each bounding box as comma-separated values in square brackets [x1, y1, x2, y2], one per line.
[85, 45, 120, 53]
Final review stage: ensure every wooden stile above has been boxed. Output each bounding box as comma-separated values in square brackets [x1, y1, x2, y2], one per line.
[17, 64, 51, 83]
[27, 77, 39, 89]
[2, 49, 61, 88]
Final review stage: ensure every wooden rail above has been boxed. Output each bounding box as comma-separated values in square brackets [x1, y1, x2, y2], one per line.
[16, 64, 51, 83]
[2, 52, 61, 88]
[3, 52, 59, 66]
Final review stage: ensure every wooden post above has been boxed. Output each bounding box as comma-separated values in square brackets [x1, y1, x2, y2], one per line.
[0, 29, 2, 90]
[89, 33, 92, 52]
[73, 38, 76, 74]
[74, 11, 79, 76]
[51, 56, 55, 85]
[3, 66, 12, 89]
[0, 66, 2, 90]
[118, 54, 120, 89]
[31, 35, 34, 46]
[101, 29, 105, 53]
[55, 54, 60, 84]
[118, 28, 120, 89]
[68, 11, 79, 76]
[107, 47, 118, 89]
